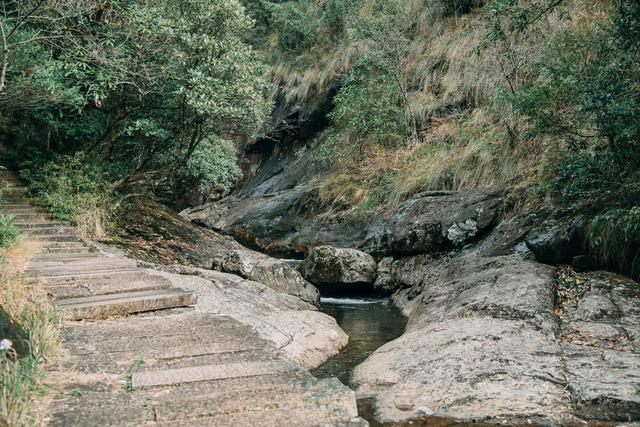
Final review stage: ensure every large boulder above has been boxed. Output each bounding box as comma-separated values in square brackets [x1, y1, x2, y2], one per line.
[158, 266, 348, 369]
[299, 246, 377, 287]
[525, 215, 589, 265]
[362, 187, 503, 256]
[352, 256, 640, 425]
[373, 254, 439, 294]
[184, 187, 503, 259]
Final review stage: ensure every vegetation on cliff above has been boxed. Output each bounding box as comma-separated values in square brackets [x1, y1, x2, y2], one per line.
[0, 0, 638, 276]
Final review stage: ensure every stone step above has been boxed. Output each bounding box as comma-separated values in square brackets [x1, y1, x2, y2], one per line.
[40, 267, 143, 283]
[46, 275, 172, 300]
[0, 204, 39, 211]
[41, 247, 96, 255]
[22, 226, 76, 236]
[11, 212, 57, 221]
[27, 234, 79, 242]
[28, 257, 137, 275]
[151, 377, 359, 424]
[34, 252, 100, 262]
[39, 241, 89, 248]
[2, 207, 48, 214]
[54, 288, 196, 320]
[156, 413, 367, 427]
[132, 360, 297, 389]
[16, 220, 71, 229]
[45, 377, 363, 427]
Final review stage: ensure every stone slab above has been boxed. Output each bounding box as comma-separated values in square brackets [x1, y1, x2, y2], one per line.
[132, 360, 295, 389]
[55, 288, 197, 320]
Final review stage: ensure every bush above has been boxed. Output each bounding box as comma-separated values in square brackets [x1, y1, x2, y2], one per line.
[177, 136, 242, 196]
[0, 214, 20, 250]
[20, 153, 115, 239]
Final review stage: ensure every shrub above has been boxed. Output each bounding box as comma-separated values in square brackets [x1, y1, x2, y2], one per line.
[177, 136, 242, 196]
[0, 214, 20, 250]
[20, 153, 115, 239]
[1, 243, 61, 425]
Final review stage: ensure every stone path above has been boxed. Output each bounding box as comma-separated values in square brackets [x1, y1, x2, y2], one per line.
[1, 174, 363, 426]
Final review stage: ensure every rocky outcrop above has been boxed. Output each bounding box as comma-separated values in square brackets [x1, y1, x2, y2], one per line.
[114, 198, 319, 304]
[184, 186, 503, 259]
[363, 188, 503, 256]
[352, 256, 640, 425]
[373, 254, 440, 294]
[525, 215, 589, 265]
[299, 246, 377, 290]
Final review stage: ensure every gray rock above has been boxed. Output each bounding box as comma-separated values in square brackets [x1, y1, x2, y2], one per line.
[353, 257, 640, 425]
[525, 215, 588, 265]
[373, 254, 440, 294]
[373, 257, 395, 292]
[184, 187, 502, 259]
[363, 187, 503, 256]
[299, 246, 377, 286]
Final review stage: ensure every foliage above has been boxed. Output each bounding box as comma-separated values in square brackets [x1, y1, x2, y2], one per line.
[0, 214, 19, 250]
[20, 153, 115, 238]
[588, 207, 640, 280]
[178, 137, 242, 195]
[439, 0, 485, 16]
[330, 59, 406, 147]
[1, 0, 271, 202]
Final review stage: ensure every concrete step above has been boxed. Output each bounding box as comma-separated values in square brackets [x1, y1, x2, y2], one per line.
[46, 275, 172, 300]
[16, 220, 71, 229]
[34, 252, 100, 261]
[0, 202, 38, 209]
[11, 212, 57, 221]
[40, 267, 143, 283]
[27, 234, 79, 242]
[1, 207, 48, 214]
[54, 288, 197, 320]
[151, 377, 359, 424]
[42, 247, 96, 255]
[39, 242, 88, 249]
[28, 257, 137, 275]
[23, 226, 76, 236]
[45, 378, 364, 427]
[132, 360, 296, 389]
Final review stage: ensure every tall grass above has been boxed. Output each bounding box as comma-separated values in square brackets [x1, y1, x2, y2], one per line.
[0, 241, 61, 426]
[271, 0, 608, 214]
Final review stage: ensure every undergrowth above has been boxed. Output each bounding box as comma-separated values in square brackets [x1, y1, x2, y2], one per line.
[20, 153, 116, 239]
[0, 241, 61, 426]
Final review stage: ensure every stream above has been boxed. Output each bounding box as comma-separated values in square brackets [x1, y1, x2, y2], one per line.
[311, 296, 407, 386]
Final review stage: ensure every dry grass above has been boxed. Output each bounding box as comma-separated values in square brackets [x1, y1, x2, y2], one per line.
[0, 241, 61, 426]
[295, 0, 610, 213]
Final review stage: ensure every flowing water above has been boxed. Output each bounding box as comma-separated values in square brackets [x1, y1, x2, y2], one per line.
[311, 297, 407, 386]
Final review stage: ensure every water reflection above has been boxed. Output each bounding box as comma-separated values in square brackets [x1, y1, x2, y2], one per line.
[311, 297, 407, 386]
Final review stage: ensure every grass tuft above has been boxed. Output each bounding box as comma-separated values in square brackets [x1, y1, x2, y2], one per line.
[0, 241, 61, 426]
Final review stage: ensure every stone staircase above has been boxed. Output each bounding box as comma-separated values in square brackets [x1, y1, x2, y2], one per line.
[1, 171, 365, 426]
[0, 178, 197, 320]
